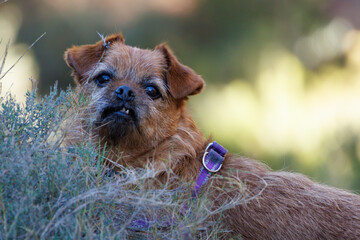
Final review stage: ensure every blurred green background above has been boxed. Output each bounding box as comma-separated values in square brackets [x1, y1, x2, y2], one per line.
[1, 0, 360, 191]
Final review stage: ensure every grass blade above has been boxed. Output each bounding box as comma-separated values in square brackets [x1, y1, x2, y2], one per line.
[0, 32, 46, 80]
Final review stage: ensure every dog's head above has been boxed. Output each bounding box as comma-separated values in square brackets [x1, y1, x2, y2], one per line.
[65, 34, 204, 151]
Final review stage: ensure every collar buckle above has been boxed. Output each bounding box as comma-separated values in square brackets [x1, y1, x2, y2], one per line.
[201, 142, 226, 173]
[194, 141, 228, 197]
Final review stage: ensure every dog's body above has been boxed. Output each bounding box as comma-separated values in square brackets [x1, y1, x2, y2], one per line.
[65, 34, 360, 239]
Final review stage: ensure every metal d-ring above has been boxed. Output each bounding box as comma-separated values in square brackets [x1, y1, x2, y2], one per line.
[202, 142, 223, 173]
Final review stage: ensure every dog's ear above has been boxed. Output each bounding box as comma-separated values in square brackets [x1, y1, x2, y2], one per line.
[155, 44, 204, 99]
[64, 33, 125, 84]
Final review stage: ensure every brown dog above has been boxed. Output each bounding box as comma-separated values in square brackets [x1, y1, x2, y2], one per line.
[65, 34, 360, 239]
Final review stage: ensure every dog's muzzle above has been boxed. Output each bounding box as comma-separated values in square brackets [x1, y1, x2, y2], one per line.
[99, 85, 137, 121]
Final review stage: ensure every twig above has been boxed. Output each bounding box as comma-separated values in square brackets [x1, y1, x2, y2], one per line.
[0, 32, 46, 80]
[0, 40, 10, 76]
[97, 32, 108, 49]
[77, 32, 110, 90]
[85, 32, 109, 82]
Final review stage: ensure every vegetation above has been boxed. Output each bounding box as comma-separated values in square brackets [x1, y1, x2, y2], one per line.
[0, 86, 251, 239]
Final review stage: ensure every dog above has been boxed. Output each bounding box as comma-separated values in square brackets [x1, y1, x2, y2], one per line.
[64, 33, 360, 239]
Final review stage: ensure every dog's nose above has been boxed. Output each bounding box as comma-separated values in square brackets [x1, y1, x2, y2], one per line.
[115, 86, 135, 102]
[115, 86, 134, 102]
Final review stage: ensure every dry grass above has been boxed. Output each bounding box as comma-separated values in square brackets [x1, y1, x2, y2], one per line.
[0, 85, 253, 239]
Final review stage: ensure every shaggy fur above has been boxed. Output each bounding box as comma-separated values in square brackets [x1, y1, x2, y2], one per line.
[65, 33, 360, 239]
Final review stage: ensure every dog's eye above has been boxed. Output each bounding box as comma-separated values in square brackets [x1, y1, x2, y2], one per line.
[145, 85, 161, 99]
[95, 74, 112, 87]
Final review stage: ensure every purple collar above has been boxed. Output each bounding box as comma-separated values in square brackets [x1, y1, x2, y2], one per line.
[193, 141, 228, 197]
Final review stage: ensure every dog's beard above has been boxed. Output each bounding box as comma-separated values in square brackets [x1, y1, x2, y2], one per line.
[92, 99, 140, 145]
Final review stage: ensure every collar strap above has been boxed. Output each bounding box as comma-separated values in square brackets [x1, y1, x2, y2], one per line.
[193, 141, 227, 197]
[128, 141, 227, 230]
